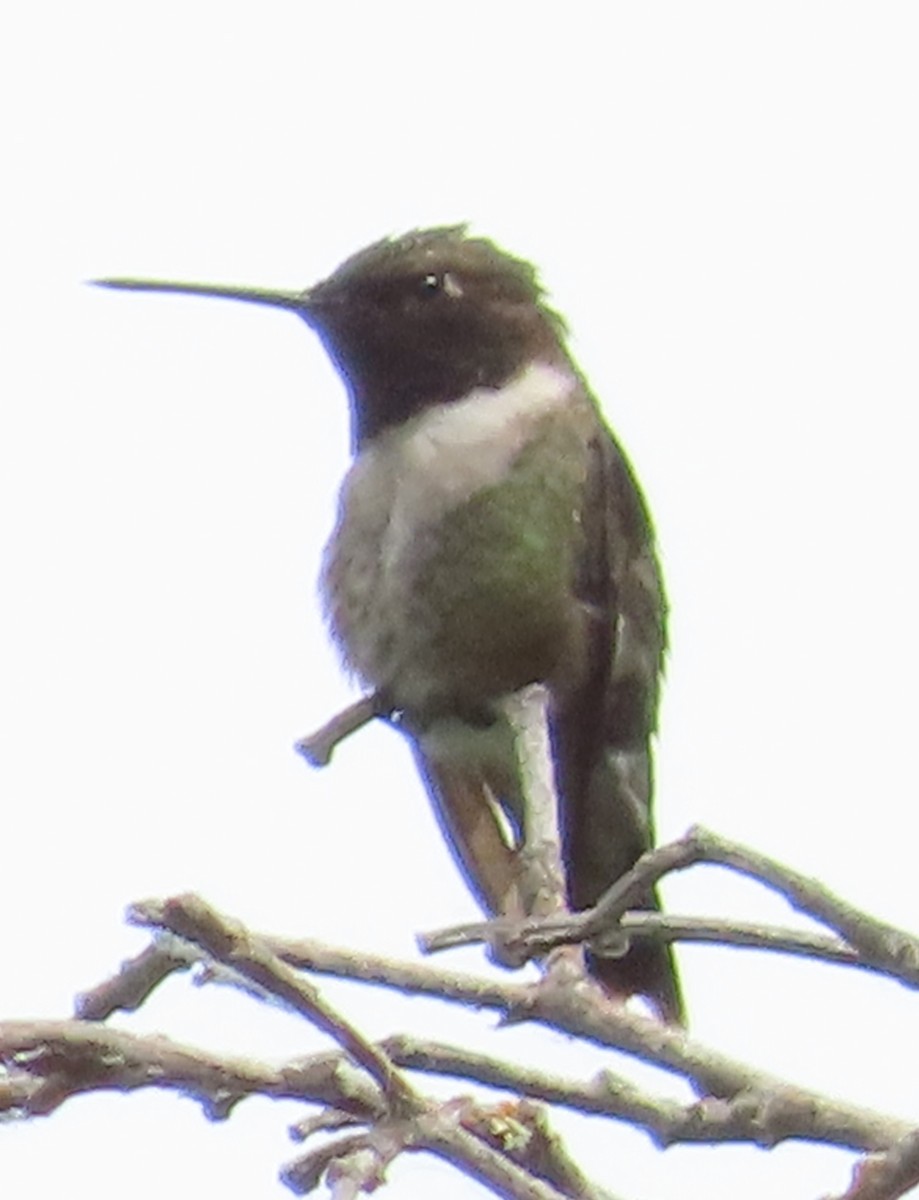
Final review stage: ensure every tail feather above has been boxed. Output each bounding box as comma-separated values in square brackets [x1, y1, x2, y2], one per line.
[408, 719, 684, 1025]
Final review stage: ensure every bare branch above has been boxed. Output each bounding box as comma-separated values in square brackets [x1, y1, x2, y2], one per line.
[2, 1017, 600, 1199]
[282, 1131, 383, 1195]
[676, 828, 919, 986]
[4, 1008, 910, 1170]
[284, 1131, 398, 1197]
[577, 826, 919, 988]
[420, 827, 919, 1000]
[105, 902, 905, 1150]
[500, 686, 569, 920]
[120, 897, 614, 1196]
[74, 934, 195, 1019]
[454, 1098, 620, 1200]
[622, 912, 867, 968]
[281, 1052, 386, 1121]
[422, 911, 877, 975]
[266, 931, 522, 1007]
[295, 694, 387, 766]
[282, 1105, 581, 1200]
[829, 1127, 919, 1200]
[0, 1019, 379, 1119]
[239, 928, 906, 1148]
[290, 1106, 364, 1142]
[379, 1034, 910, 1154]
[95, 894, 908, 1153]
[128, 893, 418, 1115]
[16, 863, 918, 1199]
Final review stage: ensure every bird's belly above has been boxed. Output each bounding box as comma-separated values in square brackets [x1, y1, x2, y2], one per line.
[322, 383, 590, 715]
[328, 485, 578, 710]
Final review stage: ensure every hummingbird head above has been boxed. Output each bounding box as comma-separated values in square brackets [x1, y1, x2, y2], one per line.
[303, 226, 570, 443]
[94, 225, 571, 446]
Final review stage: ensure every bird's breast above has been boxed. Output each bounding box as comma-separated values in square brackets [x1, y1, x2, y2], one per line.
[321, 361, 595, 714]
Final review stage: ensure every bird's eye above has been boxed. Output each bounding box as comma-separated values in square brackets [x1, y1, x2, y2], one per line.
[419, 271, 463, 299]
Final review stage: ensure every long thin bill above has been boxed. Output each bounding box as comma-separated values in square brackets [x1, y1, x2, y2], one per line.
[91, 278, 308, 313]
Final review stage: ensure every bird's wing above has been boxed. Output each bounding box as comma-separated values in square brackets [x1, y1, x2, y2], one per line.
[549, 423, 685, 1025]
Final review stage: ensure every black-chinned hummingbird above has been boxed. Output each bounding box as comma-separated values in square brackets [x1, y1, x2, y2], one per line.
[95, 226, 684, 1024]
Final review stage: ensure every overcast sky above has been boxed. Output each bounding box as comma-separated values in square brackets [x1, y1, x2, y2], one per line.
[3, 5, 919, 1198]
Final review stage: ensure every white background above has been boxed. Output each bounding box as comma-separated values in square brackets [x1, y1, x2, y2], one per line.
[2, 4, 918, 1197]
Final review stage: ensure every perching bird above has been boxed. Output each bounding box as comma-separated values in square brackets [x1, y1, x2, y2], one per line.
[95, 226, 683, 1024]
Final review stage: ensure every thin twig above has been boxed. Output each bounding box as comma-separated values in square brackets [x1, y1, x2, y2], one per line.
[295, 694, 386, 766]
[681, 827, 919, 986]
[581, 826, 919, 988]
[129, 893, 418, 1115]
[282, 1132, 381, 1195]
[420, 826, 919, 997]
[75, 934, 195, 1019]
[828, 1127, 919, 1200]
[421, 911, 876, 974]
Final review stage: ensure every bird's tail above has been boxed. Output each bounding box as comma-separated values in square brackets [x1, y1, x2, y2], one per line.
[552, 711, 685, 1026]
[407, 714, 684, 1026]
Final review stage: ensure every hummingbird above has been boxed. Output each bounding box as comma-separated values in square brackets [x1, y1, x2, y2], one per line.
[95, 226, 684, 1024]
